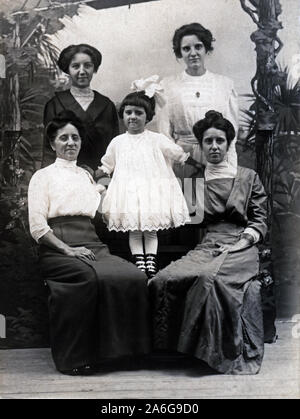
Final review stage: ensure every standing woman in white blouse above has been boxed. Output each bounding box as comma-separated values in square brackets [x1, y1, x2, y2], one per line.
[42, 44, 119, 172]
[158, 23, 239, 180]
[28, 111, 150, 375]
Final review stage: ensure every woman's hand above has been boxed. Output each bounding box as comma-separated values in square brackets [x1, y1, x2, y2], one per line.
[64, 246, 96, 262]
[39, 231, 96, 262]
[212, 244, 232, 256]
[228, 237, 252, 253]
[213, 236, 253, 256]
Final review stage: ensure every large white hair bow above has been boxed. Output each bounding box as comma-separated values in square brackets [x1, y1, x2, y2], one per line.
[130, 75, 166, 107]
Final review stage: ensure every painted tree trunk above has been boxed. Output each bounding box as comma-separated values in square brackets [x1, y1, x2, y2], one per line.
[241, 0, 285, 221]
[240, 0, 285, 341]
[13, 19, 21, 132]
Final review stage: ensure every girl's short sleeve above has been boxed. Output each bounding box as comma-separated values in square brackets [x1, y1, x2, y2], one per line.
[99, 139, 117, 175]
[156, 78, 176, 141]
[158, 134, 189, 164]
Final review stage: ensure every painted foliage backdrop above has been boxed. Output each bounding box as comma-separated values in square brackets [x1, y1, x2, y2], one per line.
[0, 0, 299, 348]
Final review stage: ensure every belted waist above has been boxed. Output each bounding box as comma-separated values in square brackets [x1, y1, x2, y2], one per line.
[48, 215, 91, 227]
[46, 215, 101, 246]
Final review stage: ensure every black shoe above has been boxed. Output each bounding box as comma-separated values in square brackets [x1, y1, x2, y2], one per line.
[132, 254, 146, 274]
[61, 364, 95, 376]
[145, 254, 158, 279]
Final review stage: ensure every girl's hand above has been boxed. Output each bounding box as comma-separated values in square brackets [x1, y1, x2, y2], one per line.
[95, 183, 106, 193]
[186, 157, 204, 177]
[190, 165, 204, 177]
[186, 156, 202, 169]
[64, 246, 96, 262]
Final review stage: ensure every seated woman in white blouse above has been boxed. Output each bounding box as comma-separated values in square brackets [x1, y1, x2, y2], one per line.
[28, 110, 151, 375]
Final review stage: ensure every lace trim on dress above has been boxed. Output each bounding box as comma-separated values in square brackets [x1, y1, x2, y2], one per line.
[103, 214, 189, 232]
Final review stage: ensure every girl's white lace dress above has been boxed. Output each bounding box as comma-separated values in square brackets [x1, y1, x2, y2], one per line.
[99, 129, 191, 232]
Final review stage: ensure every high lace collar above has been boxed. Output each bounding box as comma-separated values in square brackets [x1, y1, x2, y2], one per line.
[54, 157, 77, 168]
[205, 156, 237, 181]
[70, 86, 94, 97]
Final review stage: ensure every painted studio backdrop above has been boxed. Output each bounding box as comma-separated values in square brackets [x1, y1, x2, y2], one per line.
[0, 0, 299, 348]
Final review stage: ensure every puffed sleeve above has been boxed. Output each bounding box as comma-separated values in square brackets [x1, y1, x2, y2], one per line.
[28, 170, 52, 242]
[246, 172, 268, 240]
[158, 134, 189, 164]
[156, 79, 175, 141]
[98, 139, 117, 175]
[225, 80, 239, 172]
[227, 82, 239, 135]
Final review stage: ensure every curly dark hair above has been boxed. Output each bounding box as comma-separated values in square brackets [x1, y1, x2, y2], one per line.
[172, 23, 215, 58]
[57, 44, 102, 74]
[45, 110, 85, 145]
[118, 91, 156, 122]
[193, 110, 235, 147]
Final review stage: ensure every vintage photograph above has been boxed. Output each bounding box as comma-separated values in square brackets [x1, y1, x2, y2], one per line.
[0, 0, 299, 400]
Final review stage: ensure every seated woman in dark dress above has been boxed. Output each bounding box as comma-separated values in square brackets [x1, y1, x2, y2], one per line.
[28, 111, 150, 375]
[42, 44, 119, 171]
[149, 110, 268, 375]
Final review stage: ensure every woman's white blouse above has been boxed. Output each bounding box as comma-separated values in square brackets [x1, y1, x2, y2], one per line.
[157, 70, 239, 172]
[28, 158, 102, 242]
[158, 70, 239, 138]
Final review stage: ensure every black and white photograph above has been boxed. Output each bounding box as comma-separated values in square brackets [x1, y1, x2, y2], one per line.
[0, 0, 299, 401]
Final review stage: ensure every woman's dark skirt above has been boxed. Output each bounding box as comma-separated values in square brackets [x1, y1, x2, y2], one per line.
[39, 216, 151, 372]
[149, 222, 264, 375]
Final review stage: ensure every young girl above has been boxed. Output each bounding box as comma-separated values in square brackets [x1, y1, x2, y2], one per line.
[95, 78, 201, 278]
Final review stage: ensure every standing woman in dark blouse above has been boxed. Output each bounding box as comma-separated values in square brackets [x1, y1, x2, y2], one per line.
[42, 44, 119, 171]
